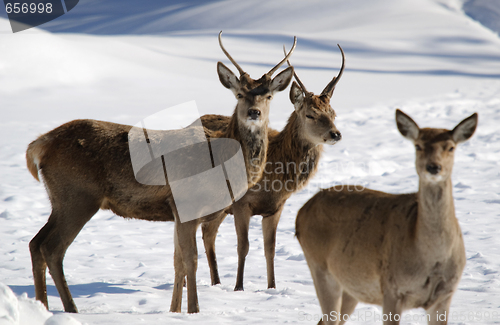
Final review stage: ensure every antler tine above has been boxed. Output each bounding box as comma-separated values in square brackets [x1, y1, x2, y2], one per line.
[218, 31, 246, 76]
[267, 36, 297, 77]
[283, 44, 308, 94]
[321, 44, 345, 98]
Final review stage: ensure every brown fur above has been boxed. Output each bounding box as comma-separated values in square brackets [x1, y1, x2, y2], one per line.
[26, 135, 50, 182]
[198, 45, 346, 290]
[26, 41, 295, 313]
[296, 110, 478, 325]
[200, 71, 344, 290]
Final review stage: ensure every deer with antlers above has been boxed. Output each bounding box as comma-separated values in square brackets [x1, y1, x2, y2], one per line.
[26, 32, 295, 313]
[199, 44, 345, 291]
[296, 110, 477, 324]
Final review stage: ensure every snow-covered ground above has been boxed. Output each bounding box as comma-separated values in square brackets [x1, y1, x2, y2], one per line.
[1, 0, 500, 324]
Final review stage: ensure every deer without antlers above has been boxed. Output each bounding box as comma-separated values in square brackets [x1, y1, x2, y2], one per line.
[26, 32, 295, 314]
[200, 44, 345, 291]
[296, 110, 478, 325]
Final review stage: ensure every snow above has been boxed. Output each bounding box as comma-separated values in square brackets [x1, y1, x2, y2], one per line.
[1, 0, 500, 324]
[0, 283, 81, 325]
[463, 0, 500, 35]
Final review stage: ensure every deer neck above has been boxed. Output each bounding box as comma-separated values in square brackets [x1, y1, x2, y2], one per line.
[224, 110, 269, 187]
[285, 111, 322, 156]
[275, 112, 323, 188]
[416, 178, 458, 248]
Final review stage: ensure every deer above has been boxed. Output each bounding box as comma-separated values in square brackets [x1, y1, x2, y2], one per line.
[198, 44, 345, 291]
[25, 31, 296, 314]
[295, 109, 478, 325]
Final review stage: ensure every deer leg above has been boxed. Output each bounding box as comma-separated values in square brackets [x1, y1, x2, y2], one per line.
[308, 263, 343, 325]
[29, 220, 55, 309]
[316, 293, 356, 325]
[261, 206, 283, 289]
[41, 229, 79, 313]
[172, 219, 200, 313]
[426, 295, 452, 325]
[339, 291, 358, 325]
[37, 196, 100, 313]
[170, 229, 186, 313]
[382, 293, 403, 325]
[201, 212, 227, 285]
[233, 204, 252, 291]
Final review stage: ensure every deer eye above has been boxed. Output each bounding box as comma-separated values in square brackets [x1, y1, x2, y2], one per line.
[237, 94, 243, 99]
[449, 146, 455, 152]
[267, 95, 272, 100]
[306, 115, 315, 120]
[415, 144, 422, 151]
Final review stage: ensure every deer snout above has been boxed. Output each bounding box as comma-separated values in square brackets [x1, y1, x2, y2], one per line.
[426, 163, 442, 175]
[330, 131, 342, 141]
[248, 109, 261, 120]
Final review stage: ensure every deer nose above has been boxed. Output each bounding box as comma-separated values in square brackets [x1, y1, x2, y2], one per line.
[330, 131, 342, 141]
[248, 109, 261, 120]
[426, 163, 441, 175]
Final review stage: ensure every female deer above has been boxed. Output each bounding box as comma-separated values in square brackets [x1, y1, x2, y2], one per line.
[296, 110, 477, 324]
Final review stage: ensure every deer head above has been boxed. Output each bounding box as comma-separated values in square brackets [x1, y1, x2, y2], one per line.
[396, 109, 478, 183]
[287, 44, 345, 145]
[217, 31, 296, 130]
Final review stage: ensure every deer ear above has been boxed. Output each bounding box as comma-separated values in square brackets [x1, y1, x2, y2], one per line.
[396, 109, 419, 141]
[289, 81, 304, 110]
[217, 62, 240, 94]
[451, 113, 478, 143]
[270, 66, 294, 94]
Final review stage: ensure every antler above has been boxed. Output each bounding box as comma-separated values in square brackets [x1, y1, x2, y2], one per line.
[267, 36, 297, 77]
[218, 31, 246, 76]
[321, 44, 345, 98]
[219, 31, 296, 78]
[283, 44, 308, 94]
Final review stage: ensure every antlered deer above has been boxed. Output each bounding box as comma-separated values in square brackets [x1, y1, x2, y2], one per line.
[26, 32, 296, 314]
[200, 44, 345, 291]
[296, 110, 477, 324]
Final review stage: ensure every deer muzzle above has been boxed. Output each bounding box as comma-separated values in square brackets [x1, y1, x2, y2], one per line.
[330, 130, 342, 142]
[426, 163, 442, 175]
[248, 109, 261, 120]
[324, 130, 342, 144]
